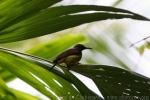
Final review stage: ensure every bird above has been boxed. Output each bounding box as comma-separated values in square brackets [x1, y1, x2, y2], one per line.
[50, 44, 91, 70]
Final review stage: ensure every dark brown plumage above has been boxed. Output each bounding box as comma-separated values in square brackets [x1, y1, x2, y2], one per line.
[50, 44, 91, 70]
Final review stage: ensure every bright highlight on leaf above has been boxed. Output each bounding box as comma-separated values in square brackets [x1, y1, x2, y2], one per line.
[0, 3, 149, 43]
[0, 48, 101, 99]
[0, 78, 40, 100]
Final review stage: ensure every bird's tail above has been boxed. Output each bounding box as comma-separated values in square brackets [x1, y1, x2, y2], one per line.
[50, 63, 57, 70]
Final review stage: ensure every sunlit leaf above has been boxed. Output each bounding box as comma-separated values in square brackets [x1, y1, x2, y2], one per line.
[27, 33, 86, 60]
[112, 0, 123, 6]
[0, 0, 61, 30]
[145, 42, 150, 49]
[136, 45, 145, 55]
[0, 5, 149, 43]
[0, 69, 15, 82]
[0, 33, 86, 82]
[0, 50, 81, 99]
[10, 88, 40, 100]
[0, 48, 101, 99]
[0, 78, 40, 100]
[0, 78, 15, 100]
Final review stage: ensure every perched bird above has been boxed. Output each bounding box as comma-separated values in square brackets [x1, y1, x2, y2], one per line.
[51, 44, 91, 70]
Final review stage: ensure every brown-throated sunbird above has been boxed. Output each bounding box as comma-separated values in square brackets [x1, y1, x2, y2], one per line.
[50, 44, 91, 70]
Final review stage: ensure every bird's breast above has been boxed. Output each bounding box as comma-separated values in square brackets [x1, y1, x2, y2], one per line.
[64, 54, 81, 66]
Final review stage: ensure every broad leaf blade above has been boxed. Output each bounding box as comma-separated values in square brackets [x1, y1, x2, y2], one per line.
[0, 0, 62, 30]
[0, 50, 82, 99]
[27, 34, 86, 59]
[0, 69, 15, 82]
[0, 78, 40, 100]
[0, 78, 16, 100]
[10, 88, 40, 100]
[71, 65, 150, 99]
[0, 48, 101, 99]
[0, 5, 149, 43]
[0, 33, 86, 82]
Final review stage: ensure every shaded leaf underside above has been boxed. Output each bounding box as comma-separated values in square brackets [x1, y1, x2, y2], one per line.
[71, 65, 150, 99]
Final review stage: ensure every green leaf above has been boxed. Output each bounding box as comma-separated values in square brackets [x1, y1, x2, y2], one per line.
[0, 33, 86, 82]
[0, 77, 16, 100]
[70, 65, 150, 99]
[0, 69, 15, 82]
[0, 48, 101, 99]
[0, 77, 40, 100]
[136, 45, 145, 55]
[145, 42, 150, 49]
[27, 34, 86, 59]
[0, 0, 62, 30]
[0, 51, 80, 99]
[9, 88, 40, 100]
[0, 5, 149, 43]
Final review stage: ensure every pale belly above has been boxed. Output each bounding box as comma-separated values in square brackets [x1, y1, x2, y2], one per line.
[64, 55, 81, 66]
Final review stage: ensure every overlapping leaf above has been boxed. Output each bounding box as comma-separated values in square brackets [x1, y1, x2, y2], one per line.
[0, 50, 81, 99]
[0, 77, 16, 100]
[0, 33, 86, 82]
[0, 78, 40, 100]
[0, 69, 15, 82]
[0, 48, 101, 100]
[1, 47, 150, 99]
[0, 33, 93, 99]
[0, 0, 61, 30]
[0, 5, 149, 43]
[27, 34, 86, 59]
[71, 65, 150, 99]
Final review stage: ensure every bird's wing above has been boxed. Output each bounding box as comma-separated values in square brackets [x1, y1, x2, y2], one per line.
[53, 49, 80, 63]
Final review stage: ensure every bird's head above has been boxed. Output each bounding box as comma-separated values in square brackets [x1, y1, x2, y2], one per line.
[73, 44, 91, 51]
